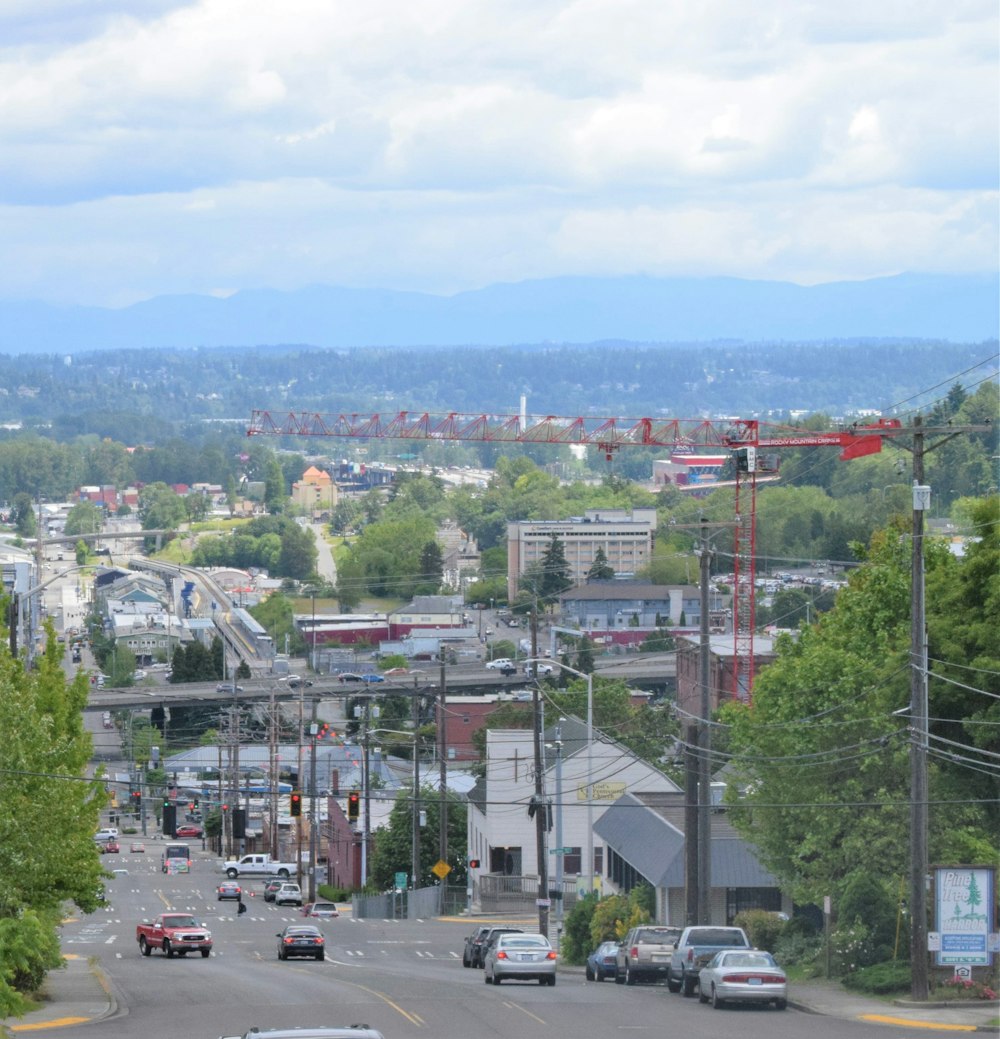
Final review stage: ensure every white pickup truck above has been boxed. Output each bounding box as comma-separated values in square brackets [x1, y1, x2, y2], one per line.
[221, 854, 296, 879]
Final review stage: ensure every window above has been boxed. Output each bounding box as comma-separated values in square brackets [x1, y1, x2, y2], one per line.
[564, 848, 581, 874]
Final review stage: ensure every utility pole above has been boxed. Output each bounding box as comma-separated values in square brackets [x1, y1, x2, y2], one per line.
[696, 519, 713, 926]
[532, 679, 550, 938]
[412, 678, 421, 890]
[308, 702, 319, 902]
[909, 418, 931, 1001]
[438, 663, 448, 911]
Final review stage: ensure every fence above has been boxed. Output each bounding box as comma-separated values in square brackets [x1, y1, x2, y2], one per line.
[476, 874, 578, 915]
[352, 883, 467, 920]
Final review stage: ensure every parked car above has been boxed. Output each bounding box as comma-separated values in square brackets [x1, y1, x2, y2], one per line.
[276, 924, 325, 961]
[472, 926, 525, 968]
[175, 823, 203, 839]
[462, 925, 491, 967]
[217, 881, 242, 901]
[615, 924, 682, 985]
[697, 949, 787, 1010]
[667, 924, 752, 996]
[274, 882, 303, 906]
[301, 902, 340, 919]
[586, 940, 620, 982]
[483, 932, 557, 986]
[262, 878, 285, 902]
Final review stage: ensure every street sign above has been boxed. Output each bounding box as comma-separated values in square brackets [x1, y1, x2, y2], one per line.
[431, 859, 451, 879]
[394, 871, 408, 891]
[549, 848, 571, 854]
[536, 898, 551, 907]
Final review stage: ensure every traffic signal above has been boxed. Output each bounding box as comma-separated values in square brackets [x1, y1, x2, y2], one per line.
[468, 858, 481, 869]
[290, 791, 302, 817]
[131, 790, 142, 809]
[162, 803, 176, 837]
[232, 808, 246, 838]
[347, 790, 360, 822]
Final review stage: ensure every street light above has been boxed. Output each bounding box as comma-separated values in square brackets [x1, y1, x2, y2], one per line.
[524, 658, 595, 897]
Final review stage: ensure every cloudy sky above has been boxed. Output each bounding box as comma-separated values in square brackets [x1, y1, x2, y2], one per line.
[1, 0, 996, 307]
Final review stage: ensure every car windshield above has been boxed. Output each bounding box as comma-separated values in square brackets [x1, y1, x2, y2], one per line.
[164, 915, 197, 927]
[721, 952, 776, 968]
[312, 903, 337, 912]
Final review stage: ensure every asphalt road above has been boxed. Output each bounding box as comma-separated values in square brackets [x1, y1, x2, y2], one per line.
[61, 850, 920, 1039]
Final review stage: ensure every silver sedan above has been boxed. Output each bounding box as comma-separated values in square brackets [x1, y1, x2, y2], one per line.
[483, 933, 557, 986]
[698, 949, 787, 1010]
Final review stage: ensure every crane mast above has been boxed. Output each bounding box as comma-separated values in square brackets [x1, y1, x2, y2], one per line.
[248, 408, 903, 699]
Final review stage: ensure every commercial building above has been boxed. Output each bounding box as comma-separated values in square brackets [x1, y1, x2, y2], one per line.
[506, 509, 656, 601]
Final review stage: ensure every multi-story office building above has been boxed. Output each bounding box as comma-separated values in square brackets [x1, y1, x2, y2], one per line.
[506, 509, 656, 601]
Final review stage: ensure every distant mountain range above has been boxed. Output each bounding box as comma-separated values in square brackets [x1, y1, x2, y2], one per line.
[1, 272, 996, 353]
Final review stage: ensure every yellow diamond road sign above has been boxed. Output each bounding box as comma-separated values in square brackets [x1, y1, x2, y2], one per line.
[431, 859, 452, 879]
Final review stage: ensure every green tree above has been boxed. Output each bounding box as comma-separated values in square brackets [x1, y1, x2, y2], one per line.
[576, 635, 595, 675]
[539, 534, 573, 605]
[138, 482, 187, 532]
[11, 493, 36, 538]
[0, 621, 105, 1011]
[586, 546, 614, 582]
[264, 457, 286, 514]
[417, 540, 444, 594]
[369, 787, 467, 890]
[64, 501, 103, 537]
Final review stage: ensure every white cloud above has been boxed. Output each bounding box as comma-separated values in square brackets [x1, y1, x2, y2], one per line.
[0, 0, 994, 304]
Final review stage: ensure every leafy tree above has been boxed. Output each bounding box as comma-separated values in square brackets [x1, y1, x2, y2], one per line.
[417, 540, 444, 594]
[0, 621, 105, 1010]
[639, 629, 675, 653]
[249, 594, 306, 656]
[264, 457, 286, 514]
[724, 509, 1000, 906]
[539, 534, 573, 605]
[576, 635, 595, 674]
[586, 547, 614, 581]
[333, 554, 364, 612]
[11, 493, 36, 538]
[138, 482, 187, 532]
[369, 786, 467, 890]
[64, 501, 103, 537]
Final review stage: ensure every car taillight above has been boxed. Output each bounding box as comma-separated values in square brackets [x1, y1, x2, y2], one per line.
[546, 951, 557, 960]
[686, 948, 694, 962]
[630, 946, 639, 959]
[496, 951, 508, 959]
[723, 973, 785, 984]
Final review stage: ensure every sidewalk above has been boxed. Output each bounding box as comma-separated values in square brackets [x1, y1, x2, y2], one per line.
[6, 956, 998, 1034]
[3, 954, 118, 1035]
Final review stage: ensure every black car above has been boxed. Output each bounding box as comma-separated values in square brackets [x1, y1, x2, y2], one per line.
[462, 925, 491, 967]
[472, 926, 524, 968]
[276, 924, 325, 961]
[262, 878, 284, 902]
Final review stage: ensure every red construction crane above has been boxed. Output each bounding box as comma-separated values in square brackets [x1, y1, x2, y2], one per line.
[248, 409, 904, 698]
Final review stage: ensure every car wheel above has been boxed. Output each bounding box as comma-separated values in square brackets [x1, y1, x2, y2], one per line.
[711, 984, 726, 1009]
[775, 999, 787, 1011]
[614, 965, 626, 985]
[463, 952, 471, 968]
[682, 973, 698, 997]
[698, 985, 709, 1004]
[226, 868, 238, 878]
[278, 950, 285, 960]
[316, 953, 325, 961]
[548, 975, 556, 987]
[163, 939, 173, 958]
[585, 965, 594, 981]
[139, 937, 151, 957]
[201, 949, 210, 958]
[484, 972, 492, 984]
[178, 950, 187, 957]
[493, 974, 502, 985]
[625, 964, 637, 986]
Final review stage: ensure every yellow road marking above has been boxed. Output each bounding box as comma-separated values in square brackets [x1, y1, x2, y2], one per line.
[12, 1016, 91, 1031]
[334, 977, 426, 1027]
[860, 1015, 977, 1032]
[503, 1000, 547, 1025]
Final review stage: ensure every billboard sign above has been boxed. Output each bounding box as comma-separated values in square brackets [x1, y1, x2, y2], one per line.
[934, 867, 994, 967]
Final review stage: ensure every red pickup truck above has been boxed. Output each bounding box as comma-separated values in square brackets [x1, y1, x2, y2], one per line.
[136, 913, 213, 958]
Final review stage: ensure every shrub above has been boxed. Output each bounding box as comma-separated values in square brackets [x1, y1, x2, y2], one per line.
[838, 872, 897, 953]
[734, 909, 786, 952]
[831, 921, 880, 975]
[773, 929, 823, 970]
[560, 892, 598, 965]
[843, 959, 912, 995]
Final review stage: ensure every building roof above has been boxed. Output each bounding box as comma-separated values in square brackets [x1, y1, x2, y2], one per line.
[561, 582, 698, 602]
[676, 633, 778, 659]
[595, 790, 777, 889]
